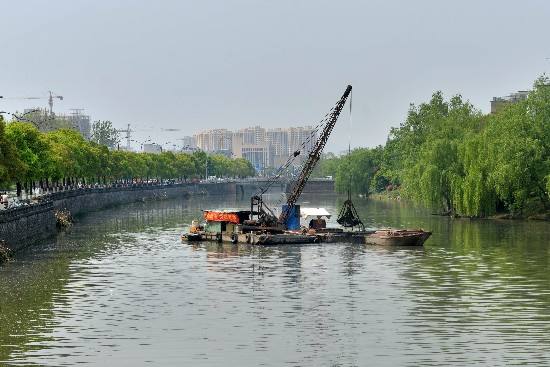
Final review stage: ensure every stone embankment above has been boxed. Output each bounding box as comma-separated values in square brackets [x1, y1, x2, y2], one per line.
[0, 182, 235, 252]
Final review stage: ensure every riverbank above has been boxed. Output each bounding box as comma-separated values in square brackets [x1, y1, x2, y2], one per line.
[370, 191, 550, 221]
[0, 182, 230, 252]
[0, 241, 11, 264]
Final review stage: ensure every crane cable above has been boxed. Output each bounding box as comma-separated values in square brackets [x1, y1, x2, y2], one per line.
[337, 87, 365, 230]
[348, 88, 352, 200]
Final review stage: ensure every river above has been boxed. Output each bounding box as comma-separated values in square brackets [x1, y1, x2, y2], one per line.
[1, 193, 549, 366]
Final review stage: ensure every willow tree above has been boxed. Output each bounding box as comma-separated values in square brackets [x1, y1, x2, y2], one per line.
[399, 94, 482, 215]
[454, 131, 496, 217]
[483, 77, 550, 214]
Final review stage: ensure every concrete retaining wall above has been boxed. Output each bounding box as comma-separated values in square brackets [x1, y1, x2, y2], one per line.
[0, 183, 199, 252]
[51, 184, 193, 217]
[0, 202, 56, 252]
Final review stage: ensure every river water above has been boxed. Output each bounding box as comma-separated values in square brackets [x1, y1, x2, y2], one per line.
[1, 193, 550, 366]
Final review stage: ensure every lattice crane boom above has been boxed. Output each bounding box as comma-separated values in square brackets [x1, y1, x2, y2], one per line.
[279, 85, 352, 223]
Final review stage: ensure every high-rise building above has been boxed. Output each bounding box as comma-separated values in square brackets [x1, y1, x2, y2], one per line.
[266, 128, 289, 155]
[288, 126, 316, 154]
[181, 136, 196, 150]
[143, 143, 163, 153]
[490, 90, 529, 114]
[266, 128, 290, 168]
[194, 129, 232, 153]
[22, 108, 91, 140]
[66, 109, 91, 140]
[235, 126, 266, 145]
[194, 125, 317, 172]
[232, 139, 272, 172]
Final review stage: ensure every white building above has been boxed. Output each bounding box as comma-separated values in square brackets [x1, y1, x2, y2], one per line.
[143, 143, 163, 154]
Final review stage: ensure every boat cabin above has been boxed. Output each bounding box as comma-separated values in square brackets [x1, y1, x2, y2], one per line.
[300, 207, 331, 230]
[204, 210, 250, 231]
[200, 210, 251, 242]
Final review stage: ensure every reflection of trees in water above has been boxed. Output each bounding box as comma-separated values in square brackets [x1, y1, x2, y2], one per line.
[399, 218, 550, 363]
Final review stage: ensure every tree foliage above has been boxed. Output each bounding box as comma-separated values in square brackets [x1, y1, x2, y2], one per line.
[91, 120, 119, 148]
[0, 121, 255, 193]
[0, 116, 25, 187]
[315, 76, 550, 217]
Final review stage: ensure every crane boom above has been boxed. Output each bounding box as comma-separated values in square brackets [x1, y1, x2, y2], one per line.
[280, 85, 352, 224]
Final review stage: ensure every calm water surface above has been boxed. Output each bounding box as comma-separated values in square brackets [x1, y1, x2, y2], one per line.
[1, 194, 550, 366]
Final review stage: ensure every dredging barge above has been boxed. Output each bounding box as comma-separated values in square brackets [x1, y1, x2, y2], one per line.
[181, 208, 431, 246]
[182, 85, 431, 246]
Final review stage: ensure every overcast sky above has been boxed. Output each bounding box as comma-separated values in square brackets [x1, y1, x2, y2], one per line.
[1, 0, 549, 152]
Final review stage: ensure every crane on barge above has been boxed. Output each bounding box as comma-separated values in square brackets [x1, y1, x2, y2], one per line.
[250, 85, 361, 230]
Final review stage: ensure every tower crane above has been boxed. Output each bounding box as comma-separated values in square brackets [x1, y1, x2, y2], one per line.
[115, 124, 133, 150]
[1, 91, 64, 115]
[47, 91, 64, 115]
[250, 85, 352, 229]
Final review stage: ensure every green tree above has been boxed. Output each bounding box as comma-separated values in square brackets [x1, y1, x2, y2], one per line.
[91, 120, 119, 149]
[483, 77, 550, 214]
[0, 116, 25, 188]
[5, 122, 54, 194]
[335, 147, 382, 196]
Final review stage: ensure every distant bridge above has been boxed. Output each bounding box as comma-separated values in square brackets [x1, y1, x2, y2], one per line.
[233, 178, 335, 197]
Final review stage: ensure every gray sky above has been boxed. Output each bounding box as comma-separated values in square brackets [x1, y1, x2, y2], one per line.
[1, 0, 549, 152]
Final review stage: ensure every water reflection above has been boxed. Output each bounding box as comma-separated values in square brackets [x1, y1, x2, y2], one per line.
[0, 195, 549, 366]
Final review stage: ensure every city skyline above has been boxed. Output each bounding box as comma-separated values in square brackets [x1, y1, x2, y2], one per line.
[193, 125, 318, 171]
[11, 83, 535, 154]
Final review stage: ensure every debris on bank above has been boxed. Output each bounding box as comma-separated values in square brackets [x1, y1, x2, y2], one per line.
[0, 240, 12, 264]
[55, 208, 74, 228]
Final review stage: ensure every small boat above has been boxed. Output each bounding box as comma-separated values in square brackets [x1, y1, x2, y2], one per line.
[364, 229, 431, 246]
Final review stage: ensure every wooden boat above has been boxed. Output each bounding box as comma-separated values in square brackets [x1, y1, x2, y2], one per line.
[364, 229, 431, 246]
[315, 230, 374, 244]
